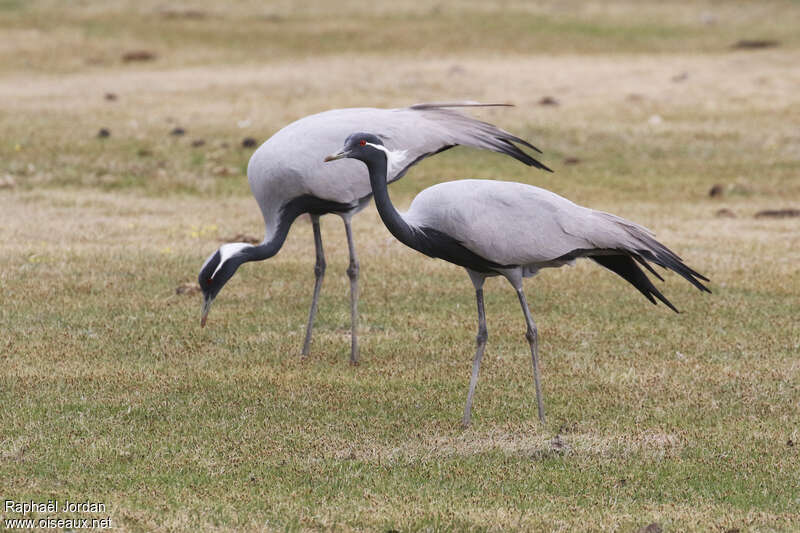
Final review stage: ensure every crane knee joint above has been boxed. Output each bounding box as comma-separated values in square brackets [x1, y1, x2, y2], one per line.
[314, 260, 326, 278]
[476, 329, 488, 344]
[525, 327, 537, 343]
[347, 261, 359, 280]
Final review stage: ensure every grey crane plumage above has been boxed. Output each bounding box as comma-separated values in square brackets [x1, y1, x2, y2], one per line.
[197, 103, 550, 364]
[325, 133, 710, 426]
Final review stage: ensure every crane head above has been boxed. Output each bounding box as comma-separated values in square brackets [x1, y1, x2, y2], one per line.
[324, 132, 384, 162]
[197, 242, 252, 327]
[325, 132, 408, 175]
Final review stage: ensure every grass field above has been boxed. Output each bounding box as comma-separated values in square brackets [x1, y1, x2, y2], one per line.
[1, 1, 799, 531]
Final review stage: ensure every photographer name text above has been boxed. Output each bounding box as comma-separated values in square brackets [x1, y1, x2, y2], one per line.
[5, 499, 106, 514]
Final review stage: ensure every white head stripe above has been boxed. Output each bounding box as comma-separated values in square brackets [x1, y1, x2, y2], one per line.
[366, 142, 408, 176]
[212, 242, 251, 278]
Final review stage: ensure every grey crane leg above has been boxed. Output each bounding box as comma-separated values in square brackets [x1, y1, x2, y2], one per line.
[343, 218, 360, 365]
[515, 287, 546, 424]
[301, 215, 325, 357]
[463, 271, 487, 428]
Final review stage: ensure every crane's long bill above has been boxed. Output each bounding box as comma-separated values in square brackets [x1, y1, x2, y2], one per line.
[324, 150, 349, 162]
[200, 296, 213, 328]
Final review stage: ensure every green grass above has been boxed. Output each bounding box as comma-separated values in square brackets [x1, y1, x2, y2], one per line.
[1, 1, 800, 531]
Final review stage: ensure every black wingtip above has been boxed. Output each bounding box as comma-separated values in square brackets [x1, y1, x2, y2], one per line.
[633, 254, 665, 282]
[695, 282, 712, 294]
[592, 255, 680, 314]
[497, 139, 552, 171]
[638, 248, 711, 294]
[651, 297, 680, 314]
[511, 136, 544, 154]
[660, 296, 680, 314]
[644, 277, 680, 313]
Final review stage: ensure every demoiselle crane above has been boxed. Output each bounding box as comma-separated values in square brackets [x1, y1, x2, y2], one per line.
[197, 104, 550, 364]
[324, 133, 710, 426]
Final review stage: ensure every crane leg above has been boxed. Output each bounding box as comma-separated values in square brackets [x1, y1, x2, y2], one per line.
[463, 271, 487, 428]
[343, 218, 360, 365]
[301, 215, 325, 358]
[515, 287, 546, 424]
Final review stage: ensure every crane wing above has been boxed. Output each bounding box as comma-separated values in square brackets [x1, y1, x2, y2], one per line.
[381, 103, 552, 179]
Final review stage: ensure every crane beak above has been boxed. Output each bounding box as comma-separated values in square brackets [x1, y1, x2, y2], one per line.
[200, 296, 213, 328]
[324, 150, 349, 162]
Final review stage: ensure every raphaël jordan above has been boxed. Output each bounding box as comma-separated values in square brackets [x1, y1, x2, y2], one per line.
[4, 500, 106, 513]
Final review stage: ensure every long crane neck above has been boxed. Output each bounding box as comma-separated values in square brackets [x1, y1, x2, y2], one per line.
[245, 234, 283, 263]
[240, 201, 305, 264]
[363, 151, 418, 248]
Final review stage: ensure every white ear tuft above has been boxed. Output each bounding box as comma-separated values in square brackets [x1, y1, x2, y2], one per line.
[365, 142, 408, 176]
[212, 242, 251, 278]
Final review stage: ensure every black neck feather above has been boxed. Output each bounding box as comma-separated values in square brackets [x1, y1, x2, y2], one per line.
[363, 150, 419, 248]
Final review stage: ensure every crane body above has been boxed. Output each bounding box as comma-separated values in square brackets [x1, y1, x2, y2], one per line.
[325, 133, 709, 426]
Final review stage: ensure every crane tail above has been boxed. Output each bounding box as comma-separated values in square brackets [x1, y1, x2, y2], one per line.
[637, 248, 711, 293]
[632, 254, 665, 281]
[592, 211, 711, 295]
[591, 255, 680, 313]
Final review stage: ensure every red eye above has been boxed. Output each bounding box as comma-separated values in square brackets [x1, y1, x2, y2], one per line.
[359, 139, 366, 146]
[207, 277, 212, 284]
